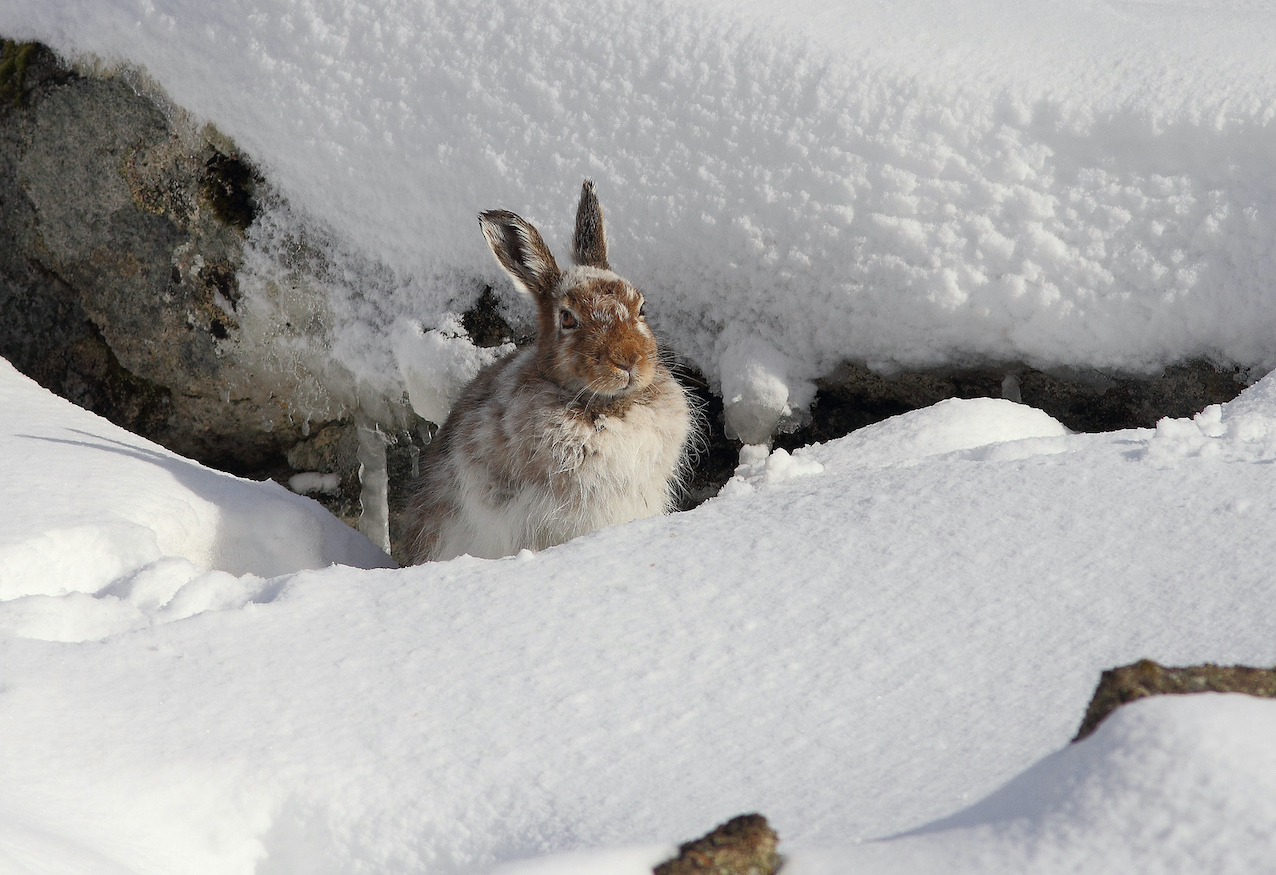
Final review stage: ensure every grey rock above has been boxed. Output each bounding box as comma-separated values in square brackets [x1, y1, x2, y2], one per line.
[0, 40, 314, 473]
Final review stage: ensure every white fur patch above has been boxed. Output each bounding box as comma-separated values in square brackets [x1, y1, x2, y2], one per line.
[558, 265, 620, 289]
[422, 352, 690, 561]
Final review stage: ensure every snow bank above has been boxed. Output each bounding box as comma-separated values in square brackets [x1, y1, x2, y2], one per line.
[3, 365, 1276, 872]
[721, 396, 1067, 496]
[0, 359, 391, 641]
[792, 694, 1276, 875]
[5, 0, 1276, 430]
[811, 396, 1070, 467]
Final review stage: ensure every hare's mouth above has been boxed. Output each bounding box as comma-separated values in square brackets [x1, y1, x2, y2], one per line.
[588, 363, 647, 397]
[592, 373, 635, 396]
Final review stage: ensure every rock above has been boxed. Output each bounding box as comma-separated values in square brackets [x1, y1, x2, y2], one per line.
[653, 814, 781, 875]
[0, 39, 327, 474]
[0, 42, 512, 561]
[460, 284, 531, 349]
[1074, 659, 1276, 741]
[284, 423, 363, 523]
[282, 418, 431, 564]
[783, 360, 1249, 451]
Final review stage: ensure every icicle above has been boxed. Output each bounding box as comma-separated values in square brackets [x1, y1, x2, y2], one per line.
[1001, 374, 1022, 403]
[356, 417, 391, 554]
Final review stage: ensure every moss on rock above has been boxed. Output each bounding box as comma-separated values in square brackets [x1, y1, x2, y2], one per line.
[0, 40, 35, 106]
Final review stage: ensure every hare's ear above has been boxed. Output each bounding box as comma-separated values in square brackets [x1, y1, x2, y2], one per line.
[479, 209, 561, 298]
[572, 179, 610, 270]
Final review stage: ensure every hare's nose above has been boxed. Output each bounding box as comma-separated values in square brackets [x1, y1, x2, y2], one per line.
[609, 353, 637, 375]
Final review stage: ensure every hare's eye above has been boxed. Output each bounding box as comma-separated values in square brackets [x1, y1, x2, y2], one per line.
[559, 310, 578, 329]
[638, 302, 646, 318]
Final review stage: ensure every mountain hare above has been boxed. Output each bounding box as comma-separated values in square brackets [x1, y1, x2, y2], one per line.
[405, 181, 692, 562]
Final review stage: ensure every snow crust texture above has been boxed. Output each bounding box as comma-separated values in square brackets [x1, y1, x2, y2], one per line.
[5, 1, 1276, 424]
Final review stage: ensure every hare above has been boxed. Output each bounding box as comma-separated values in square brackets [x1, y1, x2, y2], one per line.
[405, 181, 692, 563]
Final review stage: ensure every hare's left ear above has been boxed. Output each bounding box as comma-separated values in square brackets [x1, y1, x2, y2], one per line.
[572, 179, 610, 270]
[479, 209, 561, 299]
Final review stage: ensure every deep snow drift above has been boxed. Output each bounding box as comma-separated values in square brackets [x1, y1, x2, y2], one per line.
[4, 0, 1276, 433]
[0, 358, 392, 641]
[3, 357, 1276, 873]
[4, 0, 1276, 871]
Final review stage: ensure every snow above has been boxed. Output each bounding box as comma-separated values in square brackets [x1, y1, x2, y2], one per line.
[717, 334, 814, 444]
[287, 472, 342, 496]
[718, 444, 825, 498]
[391, 316, 513, 426]
[0, 358, 392, 641]
[792, 694, 1276, 875]
[4, 353, 1276, 872]
[6, 0, 1276, 429]
[4, 0, 1276, 870]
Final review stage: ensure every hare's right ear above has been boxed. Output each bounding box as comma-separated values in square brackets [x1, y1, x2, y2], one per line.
[479, 209, 561, 298]
[572, 179, 610, 270]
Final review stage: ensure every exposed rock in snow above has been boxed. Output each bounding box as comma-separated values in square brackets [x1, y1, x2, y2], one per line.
[654, 814, 781, 875]
[0, 43, 304, 469]
[1074, 659, 1276, 741]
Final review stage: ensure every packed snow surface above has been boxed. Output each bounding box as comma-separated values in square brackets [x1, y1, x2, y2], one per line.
[4, 356, 1276, 873]
[5, 0, 1276, 426]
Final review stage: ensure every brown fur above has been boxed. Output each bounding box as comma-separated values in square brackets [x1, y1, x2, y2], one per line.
[572, 179, 610, 270]
[404, 181, 692, 563]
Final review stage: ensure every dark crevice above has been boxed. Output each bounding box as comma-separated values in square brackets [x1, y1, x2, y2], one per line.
[202, 152, 260, 231]
[776, 359, 1249, 457]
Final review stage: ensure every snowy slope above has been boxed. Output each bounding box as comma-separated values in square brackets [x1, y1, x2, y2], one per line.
[792, 694, 1276, 875]
[0, 359, 392, 642]
[4, 0, 1276, 428]
[3, 358, 1276, 873]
